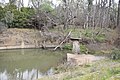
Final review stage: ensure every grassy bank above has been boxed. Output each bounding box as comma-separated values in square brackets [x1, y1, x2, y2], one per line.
[38, 59, 120, 80]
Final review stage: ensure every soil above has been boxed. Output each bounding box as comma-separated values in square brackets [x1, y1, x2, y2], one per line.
[0, 28, 63, 49]
[0, 28, 117, 51]
[0, 28, 40, 47]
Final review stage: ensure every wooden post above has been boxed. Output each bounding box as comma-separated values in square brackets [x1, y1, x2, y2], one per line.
[70, 37, 81, 54]
[72, 40, 80, 54]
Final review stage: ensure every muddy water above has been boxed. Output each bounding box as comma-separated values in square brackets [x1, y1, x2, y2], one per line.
[0, 49, 66, 80]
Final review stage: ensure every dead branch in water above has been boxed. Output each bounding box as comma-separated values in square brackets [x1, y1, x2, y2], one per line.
[54, 30, 72, 50]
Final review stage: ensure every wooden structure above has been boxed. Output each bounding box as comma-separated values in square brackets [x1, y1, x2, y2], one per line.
[53, 30, 82, 54]
[70, 37, 82, 54]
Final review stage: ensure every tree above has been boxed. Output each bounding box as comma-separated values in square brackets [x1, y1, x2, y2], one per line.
[117, 0, 120, 27]
[0, 0, 118, 30]
[9, 0, 16, 5]
[86, 0, 93, 28]
[0, 6, 5, 21]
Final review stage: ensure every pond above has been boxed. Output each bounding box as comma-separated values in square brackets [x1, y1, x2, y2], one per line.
[0, 49, 67, 80]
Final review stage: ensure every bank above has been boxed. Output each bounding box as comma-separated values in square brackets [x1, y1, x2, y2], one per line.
[38, 59, 120, 80]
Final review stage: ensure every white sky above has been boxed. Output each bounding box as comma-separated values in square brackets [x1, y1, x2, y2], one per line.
[0, 0, 59, 7]
[0, 0, 119, 7]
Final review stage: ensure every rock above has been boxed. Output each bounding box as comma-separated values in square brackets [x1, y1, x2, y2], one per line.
[67, 53, 103, 66]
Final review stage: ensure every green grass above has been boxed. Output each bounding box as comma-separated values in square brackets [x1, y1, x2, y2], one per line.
[63, 43, 72, 50]
[38, 59, 120, 80]
[63, 43, 88, 54]
[38, 27, 120, 80]
[66, 28, 107, 42]
[80, 44, 88, 54]
[110, 48, 120, 60]
[95, 33, 106, 42]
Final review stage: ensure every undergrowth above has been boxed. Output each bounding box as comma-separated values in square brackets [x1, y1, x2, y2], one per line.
[39, 59, 120, 80]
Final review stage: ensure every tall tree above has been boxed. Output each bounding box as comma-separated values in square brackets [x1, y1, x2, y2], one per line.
[9, 0, 16, 5]
[86, 0, 93, 28]
[117, 0, 120, 27]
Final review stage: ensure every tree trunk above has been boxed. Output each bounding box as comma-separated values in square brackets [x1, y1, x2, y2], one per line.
[117, 0, 120, 28]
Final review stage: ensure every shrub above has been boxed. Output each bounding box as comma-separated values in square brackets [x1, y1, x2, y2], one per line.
[63, 43, 72, 50]
[0, 6, 5, 21]
[80, 44, 88, 54]
[3, 4, 35, 28]
[63, 43, 89, 54]
[40, 3, 54, 12]
[82, 29, 93, 38]
[12, 7, 34, 28]
[110, 49, 120, 60]
[95, 33, 106, 42]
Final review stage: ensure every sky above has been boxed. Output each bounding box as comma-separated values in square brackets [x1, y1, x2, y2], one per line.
[0, 0, 119, 7]
[0, 0, 60, 7]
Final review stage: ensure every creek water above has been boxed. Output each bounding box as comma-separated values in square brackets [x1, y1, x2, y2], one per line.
[0, 49, 67, 80]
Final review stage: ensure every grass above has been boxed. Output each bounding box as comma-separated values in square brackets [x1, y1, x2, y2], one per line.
[8, 27, 118, 80]
[95, 33, 106, 42]
[49, 27, 117, 44]
[61, 27, 108, 43]
[80, 44, 88, 54]
[1, 27, 120, 80]
[63, 43, 72, 50]
[63, 43, 88, 54]
[38, 59, 120, 80]
[38, 27, 120, 80]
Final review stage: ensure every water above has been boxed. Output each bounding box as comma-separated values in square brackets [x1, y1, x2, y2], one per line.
[0, 49, 66, 80]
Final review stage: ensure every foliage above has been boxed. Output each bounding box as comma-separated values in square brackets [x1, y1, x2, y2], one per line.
[4, 4, 17, 11]
[40, 3, 54, 12]
[80, 44, 88, 54]
[78, 64, 120, 80]
[81, 29, 106, 43]
[2, 4, 35, 28]
[21, 7, 35, 16]
[63, 43, 72, 50]
[4, 11, 14, 27]
[82, 29, 93, 38]
[95, 33, 106, 42]
[110, 48, 120, 60]
[39, 59, 120, 80]
[0, 3, 54, 28]
[0, 6, 5, 21]
[12, 7, 35, 28]
[63, 43, 89, 54]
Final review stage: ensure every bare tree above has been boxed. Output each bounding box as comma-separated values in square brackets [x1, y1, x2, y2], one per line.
[117, 0, 120, 28]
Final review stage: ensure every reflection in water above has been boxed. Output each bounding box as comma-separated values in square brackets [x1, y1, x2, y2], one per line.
[21, 49, 24, 55]
[0, 70, 8, 80]
[0, 49, 67, 80]
[0, 68, 54, 80]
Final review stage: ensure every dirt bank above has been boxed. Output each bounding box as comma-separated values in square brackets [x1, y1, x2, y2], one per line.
[0, 28, 41, 47]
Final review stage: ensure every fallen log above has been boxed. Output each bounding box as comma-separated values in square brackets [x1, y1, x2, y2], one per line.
[53, 30, 72, 50]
